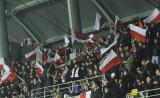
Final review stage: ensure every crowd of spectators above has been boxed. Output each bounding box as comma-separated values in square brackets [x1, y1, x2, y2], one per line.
[0, 17, 160, 98]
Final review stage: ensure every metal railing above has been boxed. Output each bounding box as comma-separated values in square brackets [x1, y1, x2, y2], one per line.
[126, 88, 160, 98]
[31, 75, 104, 98]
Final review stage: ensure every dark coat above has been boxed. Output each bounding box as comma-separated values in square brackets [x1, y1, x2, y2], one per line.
[91, 88, 102, 98]
[102, 92, 112, 98]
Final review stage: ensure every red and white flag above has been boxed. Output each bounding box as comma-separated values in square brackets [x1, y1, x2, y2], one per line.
[47, 52, 61, 63]
[73, 33, 97, 47]
[35, 47, 44, 76]
[0, 69, 16, 84]
[144, 8, 160, 24]
[0, 58, 16, 84]
[100, 33, 119, 56]
[80, 91, 91, 98]
[115, 15, 123, 30]
[35, 61, 44, 76]
[99, 50, 121, 73]
[54, 53, 60, 62]
[25, 48, 37, 61]
[88, 34, 96, 41]
[63, 36, 70, 48]
[94, 13, 104, 30]
[85, 34, 97, 47]
[129, 24, 147, 43]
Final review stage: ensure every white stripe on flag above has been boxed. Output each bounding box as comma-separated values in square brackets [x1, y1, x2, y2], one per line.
[100, 33, 119, 55]
[54, 53, 60, 62]
[25, 48, 37, 59]
[1, 71, 11, 81]
[145, 8, 160, 23]
[3, 64, 10, 72]
[94, 13, 101, 30]
[63, 36, 70, 47]
[36, 47, 43, 63]
[86, 91, 91, 98]
[99, 50, 117, 70]
[0, 58, 5, 65]
[36, 61, 44, 74]
[115, 15, 120, 30]
[129, 24, 146, 36]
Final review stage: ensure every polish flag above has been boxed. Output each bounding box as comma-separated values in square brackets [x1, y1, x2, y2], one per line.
[88, 34, 97, 41]
[99, 50, 121, 73]
[35, 47, 44, 76]
[54, 53, 60, 62]
[63, 36, 70, 48]
[0, 58, 16, 84]
[144, 8, 160, 24]
[129, 24, 147, 43]
[47, 53, 61, 63]
[94, 13, 104, 30]
[80, 91, 91, 98]
[100, 33, 119, 56]
[25, 48, 37, 61]
[48, 52, 64, 65]
[0, 69, 16, 84]
[73, 33, 97, 47]
[85, 34, 97, 47]
[75, 32, 88, 40]
[35, 61, 44, 76]
[115, 15, 123, 30]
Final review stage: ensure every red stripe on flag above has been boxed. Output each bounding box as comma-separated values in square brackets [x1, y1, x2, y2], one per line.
[150, 14, 160, 24]
[130, 30, 146, 43]
[80, 93, 86, 98]
[85, 42, 97, 47]
[6, 71, 16, 81]
[26, 55, 36, 61]
[101, 56, 121, 73]
[75, 32, 88, 39]
[36, 67, 43, 76]
[0, 64, 3, 71]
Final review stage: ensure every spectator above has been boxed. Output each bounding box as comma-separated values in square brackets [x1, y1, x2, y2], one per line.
[91, 82, 102, 98]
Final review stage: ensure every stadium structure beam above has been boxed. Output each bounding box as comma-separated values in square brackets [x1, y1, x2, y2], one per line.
[11, 14, 41, 45]
[0, 0, 10, 62]
[67, 0, 82, 35]
[67, 0, 83, 49]
[92, 0, 114, 24]
[12, 0, 50, 14]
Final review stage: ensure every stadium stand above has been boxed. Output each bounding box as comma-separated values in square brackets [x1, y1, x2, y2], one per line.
[0, 14, 160, 98]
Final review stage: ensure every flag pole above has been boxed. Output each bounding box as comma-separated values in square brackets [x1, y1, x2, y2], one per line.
[64, 49, 67, 66]
[46, 62, 54, 73]
[17, 75, 25, 82]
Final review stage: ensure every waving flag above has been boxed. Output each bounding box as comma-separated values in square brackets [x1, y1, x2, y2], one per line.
[115, 15, 123, 30]
[129, 24, 146, 43]
[94, 13, 104, 30]
[99, 50, 121, 73]
[80, 91, 91, 98]
[73, 33, 97, 47]
[25, 48, 37, 61]
[100, 33, 119, 56]
[85, 34, 97, 47]
[47, 52, 64, 65]
[63, 36, 70, 48]
[75, 32, 88, 40]
[54, 53, 60, 62]
[144, 8, 160, 24]
[35, 47, 44, 76]
[0, 69, 16, 84]
[35, 61, 44, 76]
[0, 58, 16, 84]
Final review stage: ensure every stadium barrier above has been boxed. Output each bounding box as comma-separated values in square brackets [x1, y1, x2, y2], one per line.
[31, 75, 104, 98]
[126, 87, 160, 98]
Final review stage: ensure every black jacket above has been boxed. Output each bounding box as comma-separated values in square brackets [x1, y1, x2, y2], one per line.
[91, 88, 102, 98]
